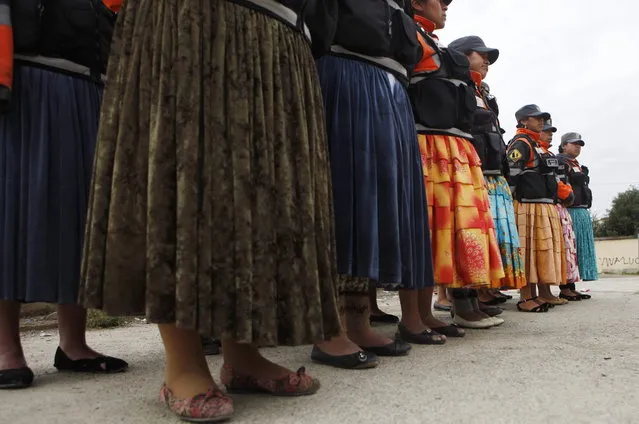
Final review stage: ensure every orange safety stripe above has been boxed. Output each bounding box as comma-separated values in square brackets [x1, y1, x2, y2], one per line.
[102, 0, 122, 13]
[0, 0, 13, 90]
[414, 31, 439, 73]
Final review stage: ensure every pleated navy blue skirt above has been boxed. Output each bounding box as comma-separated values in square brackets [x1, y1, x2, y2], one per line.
[318, 55, 434, 290]
[0, 62, 102, 303]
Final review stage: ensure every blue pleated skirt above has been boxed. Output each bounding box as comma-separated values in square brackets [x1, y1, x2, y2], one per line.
[568, 208, 599, 281]
[0, 63, 102, 303]
[317, 55, 433, 290]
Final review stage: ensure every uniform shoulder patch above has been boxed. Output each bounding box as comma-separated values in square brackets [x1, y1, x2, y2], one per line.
[509, 149, 523, 162]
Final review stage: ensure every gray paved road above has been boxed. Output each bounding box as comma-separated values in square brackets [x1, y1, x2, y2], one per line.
[2, 276, 638, 424]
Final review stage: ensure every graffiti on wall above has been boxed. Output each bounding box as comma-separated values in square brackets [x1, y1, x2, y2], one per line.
[598, 256, 639, 268]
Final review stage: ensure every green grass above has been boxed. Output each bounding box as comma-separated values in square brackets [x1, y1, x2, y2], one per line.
[86, 309, 130, 329]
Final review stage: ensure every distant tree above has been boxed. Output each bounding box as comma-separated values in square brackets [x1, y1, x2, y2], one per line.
[591, 213, 609, 238]
[602, 187, 639, 237]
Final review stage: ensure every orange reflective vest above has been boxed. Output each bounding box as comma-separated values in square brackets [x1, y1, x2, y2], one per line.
[0, 0, 13, 92]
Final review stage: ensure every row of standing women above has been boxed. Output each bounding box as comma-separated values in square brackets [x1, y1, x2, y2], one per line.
[0, 0, 599, 422]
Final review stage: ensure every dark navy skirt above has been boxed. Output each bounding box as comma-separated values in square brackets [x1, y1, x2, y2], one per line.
[0, 63, 102, 303]
[318, 55, 434, 290]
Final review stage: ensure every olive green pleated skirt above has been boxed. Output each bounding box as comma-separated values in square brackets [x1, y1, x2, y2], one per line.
[80, 0, 342, 346]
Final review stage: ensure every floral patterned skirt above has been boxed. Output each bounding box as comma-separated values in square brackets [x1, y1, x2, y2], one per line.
[418, 133, 504, 288]
[485, 176, 526, 289]
[79, 0, 341, 346]
[557, 204, 580, 284]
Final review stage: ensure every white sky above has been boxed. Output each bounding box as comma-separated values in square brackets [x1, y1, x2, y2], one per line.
[437, 0, 639, 217]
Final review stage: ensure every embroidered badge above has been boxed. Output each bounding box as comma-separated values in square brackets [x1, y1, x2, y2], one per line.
[509, 149, 523, 162]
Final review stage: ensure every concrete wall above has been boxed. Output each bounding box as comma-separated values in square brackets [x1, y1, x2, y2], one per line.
[595, 236, 639, 274]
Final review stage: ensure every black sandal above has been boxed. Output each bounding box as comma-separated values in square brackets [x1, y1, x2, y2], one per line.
[559, 293, 582, 301]
[517, 298, 549, 313]
[577, 292, 592, 300]
[0, 367, 34, 390]
[431, 325, 465, 338]
[54, 347, 129, 374]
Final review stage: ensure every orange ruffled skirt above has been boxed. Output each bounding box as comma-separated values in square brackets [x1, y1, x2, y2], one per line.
[514, 201, 566, 285]
[418, 133, 504, 288]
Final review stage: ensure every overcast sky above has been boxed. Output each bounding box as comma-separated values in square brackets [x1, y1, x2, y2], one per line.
[437, 0, 639, 217]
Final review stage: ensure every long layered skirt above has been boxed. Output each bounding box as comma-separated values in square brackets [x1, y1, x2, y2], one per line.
[419, 133, 504, 288]
[485, 176, 526, 289]
[557, 204, 580, 284]
[514, 201, 566, 285]
[568, 208, 599, 281]
[0, 63, 101, 303]
[80, 0, 341, 346]
[319, 56, 434, 292]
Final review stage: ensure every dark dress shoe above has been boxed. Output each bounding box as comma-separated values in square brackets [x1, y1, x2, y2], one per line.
[310, 346, 378, 369]
[0, 367, 34, 389]
[359, 334, 411, 356]
[54, 347, 128, 374]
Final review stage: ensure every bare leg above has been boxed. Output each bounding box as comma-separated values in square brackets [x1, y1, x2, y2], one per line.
[57, 304, 107, 360]
[369, 285, 397, 319]
[222, 339, 294, 380]
[315, 295, 364, 355]
[345, 294, 392, 347]
[0, 300, 25, 370]
[159, 324, 216, 399]
[398, 289, 444, 342]
[417, 287, 448, 328]
[436, 285, 452, 308]
[518, 284, 542, 311]
[537, 284, 560, 302]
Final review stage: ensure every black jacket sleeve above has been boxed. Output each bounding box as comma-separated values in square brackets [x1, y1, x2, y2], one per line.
[506, 137, 531, 196]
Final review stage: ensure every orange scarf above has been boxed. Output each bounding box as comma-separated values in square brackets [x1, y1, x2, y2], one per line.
[414, 15, 436, 34]
[0, 0, 13, 93]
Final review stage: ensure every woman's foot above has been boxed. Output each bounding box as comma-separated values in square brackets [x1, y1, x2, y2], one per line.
[221, 363, 320, 397]
[54, 347, 128, 373]
[160, 377, 233, 422]
[397, 322, 446, 345]
[312, 333, 378, 369]
[0, 350, 27, 372]
[517, 298, 549, 313]
[434, 299, 452, 311]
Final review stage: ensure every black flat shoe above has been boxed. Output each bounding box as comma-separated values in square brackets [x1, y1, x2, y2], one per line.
[54, 347, 128, 374]
[359, 334, 411, 357]
[369, 313, 400, 324]
[0, 367, 34, 389]
[310, 346, 378, 370]
[577, 292, 592, 300]
[398, 323, 446, 345]
[431, 325, 465, 338]
[201, 337, 222, 356]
